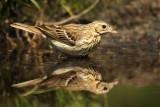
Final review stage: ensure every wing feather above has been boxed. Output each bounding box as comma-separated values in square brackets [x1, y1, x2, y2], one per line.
[36, 24, 76, 46]
[11, 23, 85, 46]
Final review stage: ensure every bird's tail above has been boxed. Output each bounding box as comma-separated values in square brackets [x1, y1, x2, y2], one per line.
[10, 23, 42, 35]
[12, 76, 47, 88]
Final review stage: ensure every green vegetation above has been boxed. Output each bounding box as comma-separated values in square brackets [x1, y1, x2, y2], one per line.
[0, 0, 96, 30]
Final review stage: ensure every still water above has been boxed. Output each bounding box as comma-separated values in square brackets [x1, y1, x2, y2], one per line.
[0, 34, 160, 107]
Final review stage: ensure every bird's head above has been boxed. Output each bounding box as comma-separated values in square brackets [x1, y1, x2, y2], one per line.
[90, 21, 117, 35]
[94, 81, 118, 94]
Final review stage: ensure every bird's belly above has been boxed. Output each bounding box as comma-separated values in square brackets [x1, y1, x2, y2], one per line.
[74, 43, 99, 56]
[51, 36, 101, 56]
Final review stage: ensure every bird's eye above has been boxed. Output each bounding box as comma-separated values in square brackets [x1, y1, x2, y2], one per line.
[102, 25, 106, 29]
[103, 87, 108, 90]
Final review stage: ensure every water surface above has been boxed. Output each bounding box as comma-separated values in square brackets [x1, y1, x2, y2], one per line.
[0, 34, 160, 107]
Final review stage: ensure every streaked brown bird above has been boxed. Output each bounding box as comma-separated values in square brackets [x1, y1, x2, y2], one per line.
[11, 21, 117, 56]
[12, 66, 118, 94]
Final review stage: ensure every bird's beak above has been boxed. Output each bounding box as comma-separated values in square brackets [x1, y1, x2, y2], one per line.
[107, 27, 118, 34]
[110, 30, 118, 33]
[108, 29, 118, 33]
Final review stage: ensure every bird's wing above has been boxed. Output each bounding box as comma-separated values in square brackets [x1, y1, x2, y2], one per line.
[36, 24, 83, 46]
[38, 71, 77, 88]
[11, 23, 84, 46]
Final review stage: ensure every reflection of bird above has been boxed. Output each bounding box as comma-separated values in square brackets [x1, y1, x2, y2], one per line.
[11, 21, 117, 56]
[12, 66, 118, 94]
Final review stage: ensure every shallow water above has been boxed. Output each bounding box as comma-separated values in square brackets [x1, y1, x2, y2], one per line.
[0, 34, 160, 107]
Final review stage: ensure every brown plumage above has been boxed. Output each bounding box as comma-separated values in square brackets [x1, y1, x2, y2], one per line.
[12, 66, 118, 94]
[11, 21, 117, 56]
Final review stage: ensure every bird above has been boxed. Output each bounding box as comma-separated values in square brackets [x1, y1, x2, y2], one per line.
[12, 66, 118, 94]
[10, 21, 117, 56]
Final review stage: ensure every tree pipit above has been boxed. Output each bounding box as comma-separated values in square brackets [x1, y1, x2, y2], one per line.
[11, 21, 117, 56]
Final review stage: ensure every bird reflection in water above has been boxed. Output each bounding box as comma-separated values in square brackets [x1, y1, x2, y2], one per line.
[12, 60, 118, 95]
